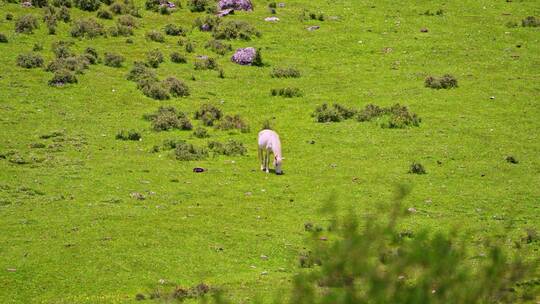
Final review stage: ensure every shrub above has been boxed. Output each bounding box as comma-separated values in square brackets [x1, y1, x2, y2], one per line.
[159, 5, 170, 15]
[217, 67, 224, 78]
[70, 18, 105, 38]
[97, 9, 113, 19]
[46, 20, 57, 35]
[74, 0, 101, 11]
[408, 161, 426, 174]
[194, 15, 221, 32]
[127, 61, 157, 82]
[506, 155, 519, 164]
[0, 33, 7, 43]
[170, 52, 187, 63]
[146, 49, 164, 68]
[108, 24, 133, 36]
[57, 6, 71, 22]
[31, 0, 49, 7]
[5, 13, 14, 21]
[188, 0, 209, 12]
[333, 103, 357, 119]
[51, 40, 74, 58]
[46, 56, 89, 74]
[174, 142, 208, 161]
[164, 24, 186, 36]
[83, 47, 99, 64]
[192, 127, 209, 138]
[33, 43, 43, 51]
[270, 67, 301, 78]
[381, 104, 421, 128]
[43, 7, 57, 24]
[109, 2, 125, 14]
[205, 39, 232, 55]
[216, 114, 249, 133]
[194, 104, 222, 126]
[312, 103, 344, 123]
[144, 107, 192, 131]
[162, 76, 190, 97]
[146, 30, 165, 42]
[522, 16, 539, 27]
[48, 69, 77, 86]
[104, 52, 124, 67]
[356, 104, 384, 122]
[213, 20, 260, 40]
[261, 119, 272, 130]
[270, 87, 302, 98]
[52, 0, 71, 7]
[208, 139, 246, 156]
[115, 129, 141, 141]
[425, 74, 458, 89]
[141, 82, 170, 100]
[16, 53, 44, 68]
[15, 15, 39, 34]
[185, 41, 195, 53]
[117, 15, 137, 28]
[194, 56, 218, 70]
[144, 0, 160, 11]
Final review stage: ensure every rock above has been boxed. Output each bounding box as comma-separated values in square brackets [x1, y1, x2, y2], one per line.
[420, 27, 429, 33]
[6, 268, 16, 272]
[319, 236, 328, 241]
[264, 16, 280, 22]
[231, 47, 257, 65]
[277, 2, 285, 7]
[490, 96, 495, 100]
[200, 24, 211, 31]
[261, 271, 268, 275]
[307, 25, 320, 31]
[407, 207, 417, 213]
[260, 254, 268, 260]
[218, 0, 253, 11]
[193, 167, 206, 173]
[217, 8, 234, 17]
[130, 192, 145, 200]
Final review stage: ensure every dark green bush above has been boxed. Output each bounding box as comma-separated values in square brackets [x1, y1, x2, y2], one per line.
[104, 52, 124, 67]
[108, 24, 134, 36]
[144, 107, 191, 131]
[146, 30, 165, 42]
[506, 155, 519, 164]
[270, 67, 301, 78]
[117, 15, 137, 28]
[205, 39, 232, 55]
[146, 49, 164, 68]
[164, 24, 186, 36]
[170, 52, 187, 63]
[212, 20, 260, 40]
[194, 104, 222, 126]
[16, 53, 44, 68]
[162, 76, 190, 97]
[96, 8, 113, 19]
[52, 0, 71, 7]
[408, 161, 426, 174]
[109, 2, 125, 14]
[194, 15, 221, 31]
[185, 41, 195, 53]
[174, 142, 208, 161]
[312, 103, 351, 123]
[31, 0, 49, 8]
[33, 43, 44, 51]
[127, 61, 157, 82]
[188, 0, 209, 12]
[356, 104, 384, 122]
[425, 74, 458, 89]
[194, 56, 218, 70]
[522, 16, 539, 27]
[159, 5, 170, 15]
[46, 56, 89, 74]
[0, 33, 7, 43]
[51, 40, 74, 58]
[208, 139, 247, 156]
[115, 129, 141, 141]
[381, 104, 421, 128]
[216, 114, 249, 133]
[74, 0, 101, 11]
[48, 69, 78, 86]
[5, 13, 14, 21]
[83, 47, 99, 64]
[192, 127, 209, 138]
[144, 0, 159, 11]
[270, 87, 303, 98]
[57, 6, 71, 22]
[70, 18, 105, 38]
[140, 81, 170, 100]
[15, 15, 39, 34]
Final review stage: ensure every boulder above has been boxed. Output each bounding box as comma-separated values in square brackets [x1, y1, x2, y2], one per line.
[231, 47, 257, 65]
[218, 0, 253, 11]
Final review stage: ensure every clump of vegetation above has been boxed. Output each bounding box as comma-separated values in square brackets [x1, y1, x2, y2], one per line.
[33, 43, 43, 51]
[15, 15, 39, 34]
[356, 104, 384, 122]
[216, 114, 250, 133]
[194, 56, 218, 70]
[162, 76, 190, 97]
[146, 49, 164, 68]
[16, 53, 44, 68]
[115, 129, 141, 141]
[31, 0, 49, 7]
[380, 104, 421, 128]
[71, 18, 105, 38]
[312, 103, 356, 123]
[192, 127, 209, 138]
[146, 30, 165, 42]
[408, 161, 426, 174]
[425, 74, 458, 89]
[270, 67, 301, 78]
[164, 24, 186, 36]
[205, 39, 232, 55]
[506, 155, 519, 164]
[194, 104, 222, 126]
[57, 6, 71, 22]
[174, 142, 208, 161]
[117, 15, 138, 28]
[208, 139, 247, 156]
[83, 47, 99, 64]
[422, 9, 444, 16]
[5, 13, 14, 21]
[48, 69, 78, 86]
[271, 87, 303, 98]
[144, 107, 192, 131]
[194, 15, 221, 32]
[185, 41, 196, 53]
[96, 8, 113, 19]
[188, 0, 210, 12]
[0, 33, 7, 43]
[52, 0, 71, 7]
[51, 40, 74, 58]
[170, 52, 187, 63]
[46, 55, 90, 74]
[108, 24, 134, 37]
[212, 20, 260, 40]
[522, 16, 539, 27]
[127, 61, 157, 82]
[104, 53, 124, 67]
[74, 0, 101, 11]
[140, 81, 171, 100]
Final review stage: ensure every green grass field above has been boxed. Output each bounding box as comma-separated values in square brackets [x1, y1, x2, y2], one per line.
[0, 0, 539, 302]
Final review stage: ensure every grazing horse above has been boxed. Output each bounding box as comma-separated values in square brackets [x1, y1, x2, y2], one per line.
[258, 129, 283, 174]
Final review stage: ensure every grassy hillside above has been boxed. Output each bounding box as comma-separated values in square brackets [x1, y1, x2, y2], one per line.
[0, 0, 539, 302]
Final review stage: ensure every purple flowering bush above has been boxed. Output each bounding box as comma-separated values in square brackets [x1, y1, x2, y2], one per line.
[218, 0, 253, 11]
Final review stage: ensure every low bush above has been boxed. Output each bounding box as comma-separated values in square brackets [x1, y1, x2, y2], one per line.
[104, 53, 124, 67]
[356, 104, 384, 122]
[174, 142, 208, 161]
[194, 15, 221, 32]
[212, 20, 260, 40]
[140, 81, 170, 100]
[270, 67, 301, 78]
[115, 129, 141, 141]
[51, 40, 74, 58]
[216, 114, 250, 133]
[185, 41, 195, 53]
[522, 16, 539, 27]
[205, 39, 232, 55]
[16, 53, 44, 68]
[150, 108, 193, 131]
[57, 6, 71, 22]
[5, 13, 14, 21]
[70, 18, 105, 38]
[194, 56, 218, 70]
[188, 0, 209, 12]
[164, 24, 186, 36]
[109, 2, 125, 14]
[127, 61, 157, 82]
[312, 103, 350, 123]
[208, 139, 247, 156]
[31, 0, 49, 7]
[52, 0, 71, 7]
[33, 43, 43, 51]
[425, 74, 458, 89]
[170, 52, 187, 63]
[506, 155, 519, 164]
[48, 69, 78, 86]
[15, 15, 39, 34]
[270, 87, 302, 98]
[46, 56, 89, 74]
[162, 76, 190, 97]
[83, 47, 99, 64]
[146, 30, 165, 42]
[408, 161, 426, 174]
[0, 33, 8, 43]
[117, 15, 137, 28]
[108, 24, 133, 36]
[192, 127, 209, 138]
[381, 104, 421, 128]
[74, 0, 101, 11]
[194, 104, 222, 126]
[97, 9, 113, 19]
[146, 49, 164, 68]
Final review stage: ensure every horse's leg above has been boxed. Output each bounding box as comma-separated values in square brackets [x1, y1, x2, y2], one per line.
[258, 148, 264, 171]
[264, 149, 270, 173]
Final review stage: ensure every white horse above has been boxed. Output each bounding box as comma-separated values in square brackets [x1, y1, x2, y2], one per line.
[258, 129, 283, 174]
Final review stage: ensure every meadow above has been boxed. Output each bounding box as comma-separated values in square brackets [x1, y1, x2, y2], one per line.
[0, 0, 539, 302]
